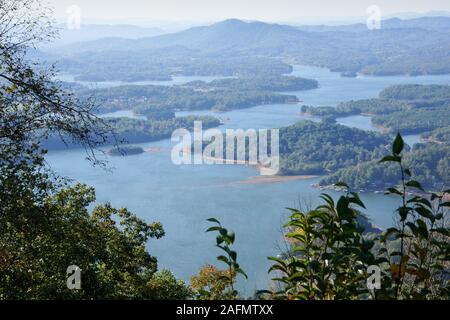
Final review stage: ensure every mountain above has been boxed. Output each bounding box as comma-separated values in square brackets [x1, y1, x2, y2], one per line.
[296, 16, 450, 32]
[49, 24, 165, 47]
[130, 19, 314, 52]
[52, 16, 450, 54]
[47, 17, 450, 78]
[52, 19, 314, 54]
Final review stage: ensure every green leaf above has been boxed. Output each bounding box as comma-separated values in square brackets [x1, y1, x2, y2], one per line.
[206, 226, 222, 232]
[415, 205, 435, 222]
[406, 180, 424, 191]
[229, 250, 237, 261]
[439, 202, 450, 208]
[387, 187, 402, 195]
[217, 255, 230, 264]
[236, 268, 248, 279]
[349, 192, 366, 209]
[430, 228, 450, 236]
[207, 218, 221, 224]
[227, 231, 235, 244]
[334, 182, 349, 189]
[406, 222, 418, 236]
[383, 227, 399, 241]
[416, 219, 429, 239]
[397, 206, 412, 221]
[379, 155, 400, 163]
[392, 133, 404, 155]
[268, 256, 287, 267]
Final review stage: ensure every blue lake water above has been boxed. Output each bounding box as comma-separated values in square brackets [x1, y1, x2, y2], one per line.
[46, 65, 450, 294]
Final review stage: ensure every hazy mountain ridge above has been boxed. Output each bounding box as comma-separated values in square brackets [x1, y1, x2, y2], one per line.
[49, 24, 165, 47]
[296, 16, 450, 32]
[47, 16, 450, 78]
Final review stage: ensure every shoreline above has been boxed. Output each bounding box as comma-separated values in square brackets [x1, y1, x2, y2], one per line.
[238, 175, 319, 185]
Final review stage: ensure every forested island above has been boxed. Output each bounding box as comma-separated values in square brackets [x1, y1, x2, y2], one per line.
[319, 143, 450, 192]
[279, 121, 448, 192]
[108, 146, 145, 156]
[301, 84, 450, 134]
[54, 54, 294, 82]
[42, 116, 221, 150]
[72, 75, 316, 116]
[278, 121, 390, 175]
[294, 84, 450, 191]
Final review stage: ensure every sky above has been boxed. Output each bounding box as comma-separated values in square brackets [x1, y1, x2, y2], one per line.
[47, 0, 450, 25]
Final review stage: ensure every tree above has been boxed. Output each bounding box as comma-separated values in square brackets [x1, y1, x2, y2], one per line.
[266, 134, 449, 300]
[0, 0, 178, 300]
[0, 0, 113, 163]
[191, 265, 235, 300]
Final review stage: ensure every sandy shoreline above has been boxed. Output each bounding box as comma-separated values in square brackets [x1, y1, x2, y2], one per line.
[238, 175, 319, 185]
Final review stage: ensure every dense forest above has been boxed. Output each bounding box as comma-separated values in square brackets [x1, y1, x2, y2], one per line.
[182, 76, 318, 92]
[320, 143, 450, 191]
[301, 84, 450, 134]
[422, 126, 450, 143]
[278, 121, 390, 175]
[54, 54, 294, 82]
[42, 115, 221, 150]
[295, 85, 450, 190]
[74, 77, 306, 115]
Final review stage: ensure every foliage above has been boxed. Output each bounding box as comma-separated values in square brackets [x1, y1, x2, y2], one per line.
[301, 85, 450, 135]
[108, 146, 144, 156]
[421, 126, 450, 144]
[146, 270, 192, 300]
[76, 83, 299, 115]
[320, 143, 449, 191]
[205, 218, 248, 298]
[0, 1, 185, 300]
[372, 109, 450, 135]
[278, 121, 390, 175]
[267, 134, 449, 300]
[184, 76, 318, 92]
[0, 0, 114, 164]
[56, 54, 293, 82]
[0, 146, 167, 299]
[190, 265, 235, 300]
[43, 115, 221, 149]
[267, 189, 375, 300]
[374, 134, 449, 299]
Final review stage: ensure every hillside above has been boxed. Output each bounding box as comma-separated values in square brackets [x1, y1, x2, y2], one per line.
[47, 17, 450, 79]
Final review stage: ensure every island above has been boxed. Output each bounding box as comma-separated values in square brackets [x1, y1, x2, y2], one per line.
[108, 146, 145, 156]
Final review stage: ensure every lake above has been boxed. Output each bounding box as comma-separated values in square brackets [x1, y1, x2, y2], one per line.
[46, 65, 450, 295]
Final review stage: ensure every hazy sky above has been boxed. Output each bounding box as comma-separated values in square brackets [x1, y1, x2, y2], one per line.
[47, 0, 450, 23]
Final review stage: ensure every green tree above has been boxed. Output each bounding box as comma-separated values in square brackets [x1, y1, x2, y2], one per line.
[266, 134, 449, 300]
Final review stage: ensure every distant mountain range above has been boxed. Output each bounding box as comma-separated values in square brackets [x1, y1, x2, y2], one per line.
[296, 16, 450, 32]
[46, 16, 450, 78]
[49, 24, 165, 47]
